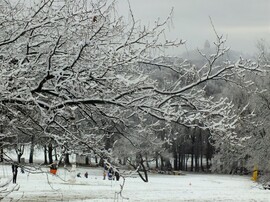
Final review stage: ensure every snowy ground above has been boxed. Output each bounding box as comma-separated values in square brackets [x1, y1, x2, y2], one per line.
[1, 165, 270, 202]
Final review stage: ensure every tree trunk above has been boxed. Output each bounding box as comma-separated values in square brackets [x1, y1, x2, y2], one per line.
[195, 155, 199, 172]
[16, 145, 24, 163]
[98, 157, 104, 167]
[145, 155, 150, 169]
[137, 154, 148, 182]
[173, 151, 178, 170]
[95, 156, 98, 164]
[54, 148, 58, 161]
[206, 157, 210, 170]
[29, 135, 35, 163]
[179, 151, 183, 171]
[206, 133, 213, 170]
[160, 156, 165, 170]
[137, 162, 148, 182]
[123, 157, 127, 165]
[48, 143, 53, 164]
[0, 126, 3, 162]
[85, 156, 89, 165]
[191, 135, 195, 172]
[200, 131, 205, 172]
[44, 145, 48, 164]
[195, 129, 200, 172]
[155, 153, 159, 169]
[65, 153, 70, 165]
[185, 154, 189, 171]
[195, 137, 199, 172]
[17, 153, 22, 163]
[182, 153, 185, 171]
[0, 147, 3, 162]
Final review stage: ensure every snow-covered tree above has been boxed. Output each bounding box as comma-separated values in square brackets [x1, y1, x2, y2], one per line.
[0, 0, 261, 184]
[210, 38, 270, 175]
[237, 40, 270, 180]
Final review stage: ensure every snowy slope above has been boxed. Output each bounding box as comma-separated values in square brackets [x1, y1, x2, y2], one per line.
[1, 166, 270, 202]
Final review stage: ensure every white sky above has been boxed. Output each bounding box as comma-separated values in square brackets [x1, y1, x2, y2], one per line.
[20, 0, 270, 56]
[116, 0, 270, 56]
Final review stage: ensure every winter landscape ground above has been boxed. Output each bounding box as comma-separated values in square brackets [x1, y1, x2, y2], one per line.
[1, 165, 270, 202]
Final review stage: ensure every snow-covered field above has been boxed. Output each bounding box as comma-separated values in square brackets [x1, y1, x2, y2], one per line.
[1, 165, 270, 202]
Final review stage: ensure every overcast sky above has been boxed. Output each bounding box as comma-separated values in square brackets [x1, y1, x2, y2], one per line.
[117, 0, 270, 56]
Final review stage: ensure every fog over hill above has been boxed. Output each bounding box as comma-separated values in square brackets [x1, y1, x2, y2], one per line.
[181, 40, 251, 65]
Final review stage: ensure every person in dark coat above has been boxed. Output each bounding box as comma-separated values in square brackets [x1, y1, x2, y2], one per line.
[84, 172, 88, 178]
[12, 164, 18, 184]
[115, 171, 120, 181]
[108, 167, 113, 180]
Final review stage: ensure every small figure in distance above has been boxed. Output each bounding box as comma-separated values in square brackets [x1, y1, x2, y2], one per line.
[12, 163, 19, 184]
[103, 170, 106, 180]
[115, 169, 120, 181]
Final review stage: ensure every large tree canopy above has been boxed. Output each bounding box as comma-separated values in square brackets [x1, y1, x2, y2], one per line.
[0, 0, 260, 167]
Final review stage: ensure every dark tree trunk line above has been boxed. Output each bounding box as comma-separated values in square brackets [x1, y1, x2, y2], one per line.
[29, 135, 35, 163]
